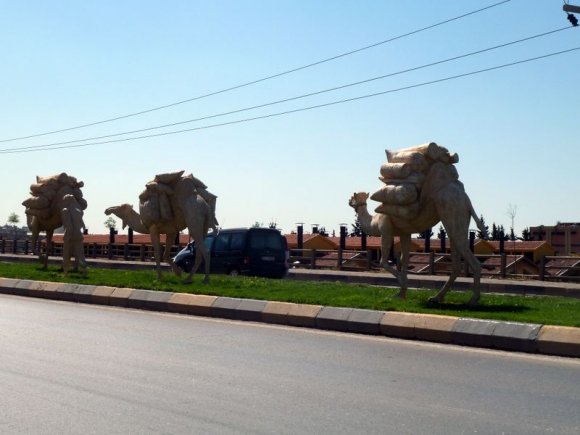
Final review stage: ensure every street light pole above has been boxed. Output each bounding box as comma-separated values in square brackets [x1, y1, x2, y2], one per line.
[563, 3, 580, 25]
[563, 3, 580, 13]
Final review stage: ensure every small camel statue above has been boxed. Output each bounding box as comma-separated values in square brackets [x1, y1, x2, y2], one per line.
[349, 143, 487, 306]
[61, 194, 87, 277]
[105, 171, 217, 283]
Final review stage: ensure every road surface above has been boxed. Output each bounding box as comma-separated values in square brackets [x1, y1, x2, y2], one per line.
[1, 294, 578, 434]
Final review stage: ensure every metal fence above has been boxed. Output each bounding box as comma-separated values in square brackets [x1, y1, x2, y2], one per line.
[0, 238, 34, 255]
[289, 248, 579, 283]
[289, 249, 375, 271]
[0, 238, 184, 262]
[2, 238, 578, 283]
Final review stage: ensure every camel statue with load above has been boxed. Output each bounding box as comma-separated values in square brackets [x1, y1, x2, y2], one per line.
[105, 170, 218, 283]
[349, 142, 487, 306]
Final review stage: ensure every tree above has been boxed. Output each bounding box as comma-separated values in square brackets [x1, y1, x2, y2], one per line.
[491, 224, 508, 241]
[251, 221, 263, 228]
[521, 227, 532, 241]
[490, 223, 497, 240]
[490, 223, 508, 241]
[104, 216, 117, 230]
[500, 225, 508, 240]
[417, 228, 433, 239]
[477, 215, 489, 239]
[350, 216, 362, 237]
[7, 212, 19, 225]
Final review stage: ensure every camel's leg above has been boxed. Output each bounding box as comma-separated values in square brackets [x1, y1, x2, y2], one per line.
[43, 230, 53, 270]
[74, 240, 87, 277]
[184, 231, 210, 284]
[28, 216, 41, 257]
[185, 239, 209, 284]
[31, 229, 39, 256]
[164, 231, 182, 277]
[429, 189, 482, 305]
[183, 240, 200, 284]
[199, 241, 210, 284]
[172, 262, 183, 277]
[455, 244, 481, 306]
[150, 227, 163, 280]
[183, 197, 211, 285]
[62, 241, 71, 276]
[429, 247, 461, 304]
[379, 230, 399, 275]
[379, 235, 392, 269]
[163, 232, 175, 264]
[378, 226, 411, 297]
[31, 230, 42, 261]
[428, 202, 463, 304]
[394, 234, 412, 299]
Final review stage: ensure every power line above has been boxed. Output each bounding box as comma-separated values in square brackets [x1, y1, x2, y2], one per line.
[0, 0, 511, 143]
[2, 45, 577, 155]
[2, 26, 570, 153]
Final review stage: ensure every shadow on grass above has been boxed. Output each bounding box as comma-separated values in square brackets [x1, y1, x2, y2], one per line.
[420, 300, 531, 314]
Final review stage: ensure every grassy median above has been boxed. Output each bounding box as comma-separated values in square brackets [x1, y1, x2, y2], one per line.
[0, 261, 579, 327]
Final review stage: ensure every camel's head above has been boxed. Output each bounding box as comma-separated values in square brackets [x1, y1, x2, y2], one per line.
[348, 192, 369, 210]
[104, 203, 134, 229]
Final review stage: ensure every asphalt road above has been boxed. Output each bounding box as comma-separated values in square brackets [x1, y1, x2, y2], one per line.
[1, 294, 579, 435]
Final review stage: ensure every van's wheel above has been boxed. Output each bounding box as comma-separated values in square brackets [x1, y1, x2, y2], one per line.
[228, 268, 240, 277]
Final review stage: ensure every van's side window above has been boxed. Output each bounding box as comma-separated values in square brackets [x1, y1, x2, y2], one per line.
[213, 233, 231, 251]
[230, 232, 246, 251]
[249, 232, 283, 250]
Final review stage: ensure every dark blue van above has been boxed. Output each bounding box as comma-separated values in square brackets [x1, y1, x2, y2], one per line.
[173, 228, 289, 278]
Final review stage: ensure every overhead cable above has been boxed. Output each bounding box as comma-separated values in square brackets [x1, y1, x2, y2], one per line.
[1, 45, 577, 155]
[1, 26, 569, 153]
[0, 0, 511, 143]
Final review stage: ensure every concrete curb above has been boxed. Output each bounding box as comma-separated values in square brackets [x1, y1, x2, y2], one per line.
[0, 278, 578, 358]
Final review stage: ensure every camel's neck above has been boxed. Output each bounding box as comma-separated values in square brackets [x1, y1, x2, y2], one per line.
[121, 210, 149, 234]
[354, 203, 381, 237]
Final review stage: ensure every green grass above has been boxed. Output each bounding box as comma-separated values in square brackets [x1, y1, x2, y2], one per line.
[1, 261, 579, 327]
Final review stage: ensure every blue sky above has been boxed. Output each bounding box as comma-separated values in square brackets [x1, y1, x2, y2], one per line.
[1, 1, 578, 236]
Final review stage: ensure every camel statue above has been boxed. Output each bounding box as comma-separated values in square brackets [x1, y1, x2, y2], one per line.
[23, 172, 87, 270]
[105, 171, 217, 283]
[61, 194, 87, 277]
[348, 143, 487, 306]
[104, 203, 182, 276]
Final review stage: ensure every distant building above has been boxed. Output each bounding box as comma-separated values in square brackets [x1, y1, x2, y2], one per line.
[529, 222, 580, 255]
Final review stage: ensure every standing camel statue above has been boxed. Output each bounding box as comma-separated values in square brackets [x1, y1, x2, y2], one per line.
[349, 143, 487, 306]
[104, 203, 178, 268]
[105, 171, 217, 283]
